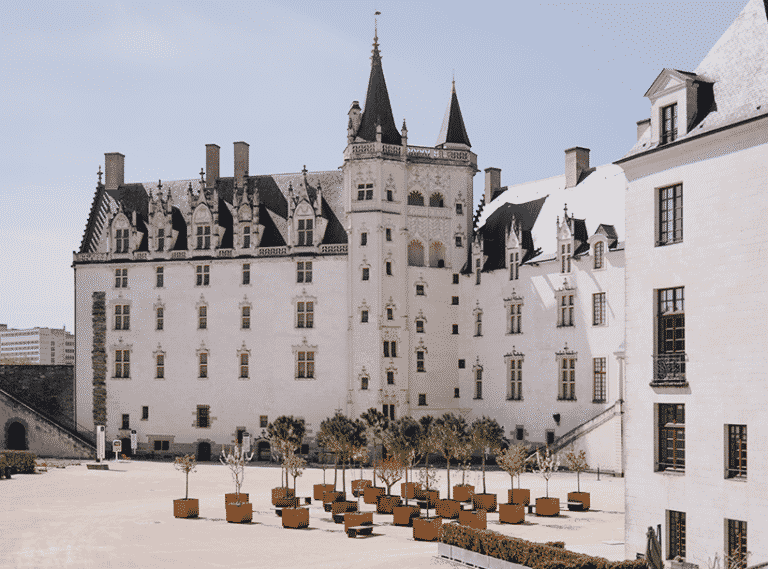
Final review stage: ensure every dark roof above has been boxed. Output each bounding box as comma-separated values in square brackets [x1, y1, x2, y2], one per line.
[476, 196, 547, 271]
[595, 224, 619, 248]
[571, 218, 590, 256]
[436, 82, 471, 148]
[355, 35, 402, 145]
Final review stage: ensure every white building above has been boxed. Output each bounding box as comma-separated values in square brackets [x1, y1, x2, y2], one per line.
[619, 0, 768, 564]
[0, 326, 75, 365]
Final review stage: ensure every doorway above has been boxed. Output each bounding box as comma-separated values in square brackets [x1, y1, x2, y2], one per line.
[197, 442, 211, 462]
[6, 422, 27, 450]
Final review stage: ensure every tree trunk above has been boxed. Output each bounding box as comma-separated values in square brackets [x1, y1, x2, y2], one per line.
[404, 461, 409, 506]
[342, 458, 346, 494]
[333, 457, 338, 488]
[446, 454, 451, 499]
[185, 473, 189, 500]
[577, 471, 580, 493]
[482, 451, 487, 494]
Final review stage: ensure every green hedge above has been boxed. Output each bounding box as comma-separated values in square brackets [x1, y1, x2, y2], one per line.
[440, 524, 648, 569]
[0, 450, 37, 474]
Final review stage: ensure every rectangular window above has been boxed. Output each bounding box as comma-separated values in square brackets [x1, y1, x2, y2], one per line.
[661, 102, 678, 144]
[156, 266, 164, 288]
[362, 267, 369, 281]
[475, 312, 482, 336]
[452, 324, 458, 334]
[509, 302, 522, 334]
[561, 243, 571, 273]
[559, 293, 575, 327]
[593, 292, 606, 326]
[516, 426, 524, 441]
[115, 305, 130, 330]
[383, 341, 397, 358]
[116, 229, 129, 253]
[416, 351, 425, 372]
[122, 414, 130, 430]
[509, 358, 522, 400]
[154, 440, 167, 451]
[455, 235, 463, 248]
[658, 184, 683, 245]
[115, 350, 130, 378]
[156, 354, 164, 378]
[546, 431, 555, 445]
[298, 219, 313, 246]
[418, 394, 426, 406]
[382, 404, 395, 421]
[656, 287, 685, 384]
[360, 232, 367, 246]
[297, 301, 314, 328]
[361, 376, 369, 390]
[366, 183, 373, 200]
[297, 351, 314, 378]
[455, 203, 463, 215]
[727, 425, 747, 479]
[594, 242, 604, 269]
[451, 296, 459, 305]
[593, 358, 606, 402]
[509, 251, 519, 280]
[726, 519, 747, 569]
[454, 387, 460, 398]
[387, 371, 394, 385]
[458, 359, 465, 369]
[385, 228, 392, 241]
[196, 265, 210, 286]
[197, 405, 210, 428]
[240, 353, 249, 378]
[475, 258, 481, 285]
[115, 268, 128, 288]
[475, 369, 483, 399]
[386, 261, 392, 276]
[242, 263, 250, 285]
[242, 226, 251, 249]
[416, 284, 425, 296]
[196, 225, 211, 249]
[667, 510, 686, 560]
[260, 415, 268, 428]
[387, 189, 393, 202]
[157, 228, 165, 252]
[199, 352, 208, 378]
[452, 273, 459, 284]
[241, 306, 250, 329]
[198, 306, 207, 329]
[361, 310, 368, 323]
[156, 307, 164, 331]
[142, 406, 149, 420]
[559, 357, 576, 400]
[296, 261, 312, 284]
[658, 403, 685, 471]
[357, 184, 365, 201]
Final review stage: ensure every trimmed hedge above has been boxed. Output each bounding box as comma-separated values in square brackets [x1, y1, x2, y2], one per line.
[440, 523, 648, 569]
[0, 450, 37, 474]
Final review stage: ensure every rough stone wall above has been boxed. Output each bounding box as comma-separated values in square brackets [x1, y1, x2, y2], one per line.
[92, 292, 106, 427]
[0, 365, 74, 429]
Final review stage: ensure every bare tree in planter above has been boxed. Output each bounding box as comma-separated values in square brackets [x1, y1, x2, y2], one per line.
[470, 416, 505, 494]
[318, 418, 341, 488]
[434, 413, 467, 500]
[360, 407, 390, 487]
[174, 454, 197, 501]
[318, 413, 367, 495]
[173, 454, 199, 518]
[417, 415, 440, 492]
[284, 452, 306, 494]
[498, 443, 528, 491]
[267, 415, 306, 489]
[375, 455, 404, 496]
[564, 446, 588, 493]
[384, 416, 421, 506]
[220, 443, 254, 504]
[535, 445, 560, 498]
[455, 438, 474, 486]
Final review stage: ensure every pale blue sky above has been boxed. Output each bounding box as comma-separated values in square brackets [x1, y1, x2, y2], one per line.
[0, 1, 744, 331]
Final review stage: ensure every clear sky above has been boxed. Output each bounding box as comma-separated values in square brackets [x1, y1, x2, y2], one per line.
[0, 1, 745, 332]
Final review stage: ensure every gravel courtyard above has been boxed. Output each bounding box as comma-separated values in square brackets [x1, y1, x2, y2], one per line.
[0, 460, 626, 568]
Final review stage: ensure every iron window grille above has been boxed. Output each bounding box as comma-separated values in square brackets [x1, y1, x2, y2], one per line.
[726, 520, 747, 569]
[593, 358, 606, 402]
[727, 425, 747, 479]
[667, 510, 686, 560]
[653, 287, 686, 386]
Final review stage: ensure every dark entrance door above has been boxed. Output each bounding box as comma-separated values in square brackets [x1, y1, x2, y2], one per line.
[121, 437, 132, 457]
[197, 442, 211, 461]
[7, 422, 27, 450]
[257, 441, 270, 461]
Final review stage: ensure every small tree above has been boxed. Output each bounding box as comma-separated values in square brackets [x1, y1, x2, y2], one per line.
[284, 452, 306, 494]
[360, 408, 389, 486]
[564, 446, 589, 492]
[375, 455, 404, 495]
[384, 416, 421, 506]
[471, 416, 505, 494]
[174, 454, 197, 500]
[267, 415, 306, 489]
[455, 438, 474, 485]
[353, 444, 368, 479]
[318, 413, 367, 495]
[220, 443, 254, 504]
[497, 443, 528, 490]
[535, 445, 560, 498]
[417, 415, 440, 490]
[434, 413, 467, 499]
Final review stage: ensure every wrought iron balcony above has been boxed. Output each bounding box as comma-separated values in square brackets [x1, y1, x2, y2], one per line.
[651, 353, 688, 387]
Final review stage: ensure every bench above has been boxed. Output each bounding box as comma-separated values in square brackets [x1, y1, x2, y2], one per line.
[527, 504, 535, 514]
[346, 524, 373, 538]
[567, 501, 587, 511]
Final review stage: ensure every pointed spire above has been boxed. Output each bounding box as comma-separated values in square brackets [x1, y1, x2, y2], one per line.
[437, 78, 471, 148]
[356, 23, 402, 145]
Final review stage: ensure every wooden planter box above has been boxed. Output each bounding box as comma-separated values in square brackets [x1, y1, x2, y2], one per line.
[313, 483, 335, 500]
[393, 504, 421, 526]
[535, 497, 560, 517]
[331, 501, 359, 522]
[413, 517, 442, 541]
[400, 481, 422, 499]
[344, 512, 373, 534]
[452, 484, 474, 503]
[282, 507, 309, 529]
[459, 508, 487, 530]
[225, 501, 253, 523]
[271, 487, 295, 506]
[499, 503, 525, 524]
[323, 490, 346, 511]
[376, 494, 402, 514]
[351, 479, 372, 497]
[508, 488, 530, 506]
[436, 499, 461, 519]
[567, 492, 590, 511]
[173, 498, 199, 519]
[471, 493, 497, 512]
[363, 485, 385, 505]
[225, 493, 249, 505]
[275, 496, 299, 508]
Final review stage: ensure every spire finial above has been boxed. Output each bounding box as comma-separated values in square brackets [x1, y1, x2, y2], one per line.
[372, 11, 382, 64]
[97, 165, 103, 185]
[452, 70, 455, 94]
[200, 168, 205, 184]
[564, 203, 569, 219]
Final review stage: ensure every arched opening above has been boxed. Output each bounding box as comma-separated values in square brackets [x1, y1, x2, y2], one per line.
[197, 441, 212, 462]
[121, 437, 132, 457]
[429, 193, 444, 207]
[429, 241, 446, 268]
[407, 191, 424, 206]
[408, 240, 425, 266]
[257, 440, 271, 462]
[6, 422, 27, 450]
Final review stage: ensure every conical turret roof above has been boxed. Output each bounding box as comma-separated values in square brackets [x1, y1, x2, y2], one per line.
[436, 80, 471, 148]
[356, 31, 402, 145]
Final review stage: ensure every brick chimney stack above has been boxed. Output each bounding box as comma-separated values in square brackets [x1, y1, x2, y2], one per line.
[104, 153, 125, 191]
[234, 141, 249, 188]
[206, 144, 220, 189]
[484, 167, 501, 205]
[565, 147, 590, 188]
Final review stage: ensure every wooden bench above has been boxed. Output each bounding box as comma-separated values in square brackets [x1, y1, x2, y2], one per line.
[346, 523, 373, 538]
[567, 500, 586, 511]
[332, 501, 359, 523]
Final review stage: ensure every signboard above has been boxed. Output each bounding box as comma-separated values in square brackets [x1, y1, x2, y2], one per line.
[112, 439, 122, 452]
[242, 432, 251, 453]
[96, 426, 105, 462]
[130, 430, 137, 451]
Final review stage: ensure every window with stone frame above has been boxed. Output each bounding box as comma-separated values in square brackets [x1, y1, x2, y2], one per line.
[156, 353, 164, 379]
[115, 349, 130, 378]
[383, 341, 397, 358]
[115, 305, 130, 330]
[667, 510, 686, 560]
[660, 102, 678, 145]
[156, 266, 164, 288]
[557, 353, 576, 401]
[361, 309, 368, 323]
[360, 232, 367, 246]
[196, 224, 211, 250]
[452, 324, 458, 334]
[455, 202, 463, 215]
[357, 183, 373, 201]
[658, 403, 685, 471]
[416, 350, 425, 372]
[593, 357, 606, 402]
[474, 367, 483, 400]
[297, 219, 313, 246]
[593, 292, 606, 326]
[418, 394, 427, 406]
[360, 375, 369, 390]
[558, 292, 575, 327]
[297, 351, 314, 379]
[382, 404, 395, 421]
[241, 306, 250, 329]
[655, 286, 685, 384]
[416, 284, 425, 296]
[454, 387, 460, 398]
[507, 354, 523, 401]
[260, 415, 268, 428]
[508, 300, 522, 334]
[560, 243, 572, 273]
[197, 405, 210, 428]
[142, 406, 149, 420]
[154, 440, 170, 451]
[242, 263, 250, 285]
[386, 227, 392, 241]
[239, 353, 249, 379]
[408, 191, 424, 206]
[156, 307, 164, 331]
[726, 425, 747, 479]
[658, 184, 683, 246]
[242, 225, 251, 249]
[122, 414, 130, 430]
[198, 305, 207, 329]
[115, 268, 128, 288]
[475, 258, 481, 285]
[297, 261, 312, 283]
[509, 251, 520, 280]
[386, 370, 395, 385]
[455, 235, 463, 248]
[198, 352, 208, 378]
[297, 301, 314, 329]
[408, 240, 425, 266]
[362, 267, 370, 281]
[386, 188, 393, 202]
[196, 265, 210, 286]
[452, 296, 459, 305]
[593, 241, 604, 269]
[385, 261, 392, 276]
[157, 228, 165, 252]
[429, 193, 444, 207]
[726, 519, 748, 569]
[415, 318, 424, 333]
[386, 307, 393, 320]
[115, 228, 129, 253]
[475, 311, 483, 336]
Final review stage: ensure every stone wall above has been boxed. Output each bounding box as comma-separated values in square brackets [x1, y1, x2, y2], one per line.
[0, 365, 74, 429]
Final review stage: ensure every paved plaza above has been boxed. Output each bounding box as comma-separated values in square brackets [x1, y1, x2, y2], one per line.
[1, 460, 627, 568]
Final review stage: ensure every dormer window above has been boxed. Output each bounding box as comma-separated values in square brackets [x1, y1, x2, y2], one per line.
[242, 226, 251, 249]
[114, 217, 130, 254]
[594, 242, 604, 270]
[297, 219, 313, 246]
[561, 243, 572, 273]
[157, 228, 165, 252]
[196, 225, 211, 249]
[661, 103, 678, 144]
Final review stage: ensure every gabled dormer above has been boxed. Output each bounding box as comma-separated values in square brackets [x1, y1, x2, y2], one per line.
[471, 231, 487, 284]
[233, 186, 263, 252]
[556, 206, 574, 274]
[148, 181, 174, 254]
[111, 206, 132, 257]
[587, 224, 619, 270]
[644, 68, 714, 146]
[505, 217, 525, 281]
[287, 167, 328, 251]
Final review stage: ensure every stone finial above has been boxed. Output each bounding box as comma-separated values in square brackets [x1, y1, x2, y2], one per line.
[97, 165, 103, 185]
[200, 168, 205, 184]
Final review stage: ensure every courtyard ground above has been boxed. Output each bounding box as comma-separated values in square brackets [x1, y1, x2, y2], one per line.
[0, 459, 626, 568]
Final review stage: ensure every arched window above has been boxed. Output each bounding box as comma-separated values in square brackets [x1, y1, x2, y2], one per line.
[408, 191, 424, 206]
[429, 193, 444, 208]
[429, 242, 446, 268]
[408, 240, 425, 266]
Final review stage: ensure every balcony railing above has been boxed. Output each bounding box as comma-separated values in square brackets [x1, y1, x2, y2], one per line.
[319, 244, 348, 255]
[651, 353, 688, 387]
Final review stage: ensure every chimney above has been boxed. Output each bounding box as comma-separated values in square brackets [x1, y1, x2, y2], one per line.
[104, 152, 125, 191]
[234, 141, 249, 188]
[484, 167, 501, 205]
[564, 147, 590, 189]
[636, 119, 651, 141]
[206, 144, 220, 189]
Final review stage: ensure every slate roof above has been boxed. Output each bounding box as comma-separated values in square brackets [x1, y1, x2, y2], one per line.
[355, 34, 402, 145]
[621, 0, 768, 160]
[436, 82, 471, 148]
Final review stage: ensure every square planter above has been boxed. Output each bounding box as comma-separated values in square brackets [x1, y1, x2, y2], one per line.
[282, 507, 309, 529]
[452, 484, 474, 503]
[567, 491, 590, 511]
[275, 496, 299, 508]
[400, 481, 422, 499]
[344, 511, 373, 533]
[499, 502, 525, 524]
[173, 498, 199, 519]
[271, 487, 295, 506]
[535, 497, 560, 516]
[393, 504, 421, 526]
[313, 483, 335, 500]
[351, 479, 372, 497]
[509, 488, 530, 506]
[363, 485, 385, 505]
[225, 493, 249, 505]
[436, 499, 461, 520]
[459, 508, 487, 530]
[412, 516, 442, 541]
[225, 501, 253, 523]
[323, 491, 346, 512]
[376, 494, 402, 514]
[472, 492, 497, 512]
